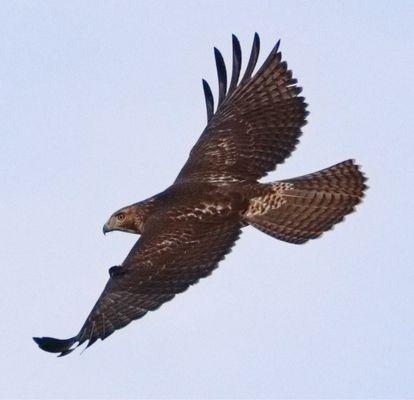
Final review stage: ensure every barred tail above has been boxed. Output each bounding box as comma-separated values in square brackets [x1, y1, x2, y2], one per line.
[243, 160, 367, 244]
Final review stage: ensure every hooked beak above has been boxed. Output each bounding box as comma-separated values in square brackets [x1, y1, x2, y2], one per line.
[102, 222, 111, 235]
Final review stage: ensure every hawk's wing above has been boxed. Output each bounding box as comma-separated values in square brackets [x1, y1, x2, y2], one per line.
[33, 209, 242, 356]
[175, 33, 308, 184]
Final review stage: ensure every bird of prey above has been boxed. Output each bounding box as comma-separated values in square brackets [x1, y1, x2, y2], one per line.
[34, 34, 367, 356]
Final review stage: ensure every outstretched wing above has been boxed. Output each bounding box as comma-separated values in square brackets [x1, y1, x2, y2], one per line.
[34, 209, 242, 356]
[176, 33, 308, 184]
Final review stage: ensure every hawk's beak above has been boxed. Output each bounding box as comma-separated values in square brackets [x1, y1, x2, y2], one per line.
[102, 223, 111, 235]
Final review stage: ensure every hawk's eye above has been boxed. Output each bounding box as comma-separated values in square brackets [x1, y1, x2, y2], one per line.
[116, 213, 126, 222]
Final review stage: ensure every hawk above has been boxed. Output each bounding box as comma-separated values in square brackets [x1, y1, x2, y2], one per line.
[34, 34, 367, 356]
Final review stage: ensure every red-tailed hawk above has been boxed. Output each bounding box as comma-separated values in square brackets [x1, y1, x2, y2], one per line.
[34, 34, 366, 356]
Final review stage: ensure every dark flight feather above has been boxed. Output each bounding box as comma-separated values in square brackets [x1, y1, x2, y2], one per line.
[202, 79, 214, 122]
[228, 34, 242, 96]
[255, 38, 280, 76]
[214, 47, 227, 107]
[240, 32, 260, 85]
[33, 336, 78, 356]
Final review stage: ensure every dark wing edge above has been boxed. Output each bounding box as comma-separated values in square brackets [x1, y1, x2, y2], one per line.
[33, 275, 128, 357]
[33, 217, 242, 357]
[33, 336, 78, 357]
[203, 33, 259, 122]
[202, 32, 273, 122]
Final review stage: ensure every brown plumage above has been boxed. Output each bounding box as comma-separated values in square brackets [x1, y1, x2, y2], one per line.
[34, 34, 367, 356]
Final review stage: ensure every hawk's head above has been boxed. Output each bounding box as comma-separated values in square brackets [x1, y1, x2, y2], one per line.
[103, 205, 141, 235]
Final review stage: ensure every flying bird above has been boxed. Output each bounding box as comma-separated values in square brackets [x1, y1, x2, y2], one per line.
[34, 34, 367, 356]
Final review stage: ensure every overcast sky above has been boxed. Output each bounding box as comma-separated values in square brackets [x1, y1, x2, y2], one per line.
[1, 1, 413, 398]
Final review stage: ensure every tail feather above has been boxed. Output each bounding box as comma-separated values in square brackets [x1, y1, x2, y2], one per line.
[244, 160, 367, 244]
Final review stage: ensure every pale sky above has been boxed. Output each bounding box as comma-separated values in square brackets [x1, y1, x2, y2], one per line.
[1, 1, 414, 398]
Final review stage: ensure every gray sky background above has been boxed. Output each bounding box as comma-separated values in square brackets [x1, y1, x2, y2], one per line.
[1, 1, 413, 398]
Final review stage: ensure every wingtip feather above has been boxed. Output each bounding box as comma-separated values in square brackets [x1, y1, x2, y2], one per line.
[214, 47, 227, 106]
[275, 39, 281, 52]
[228, 34, 242, 96]
[33, 336, 78, 356]
[202, 79, 214, 122]
[240, 33, 260, 84]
